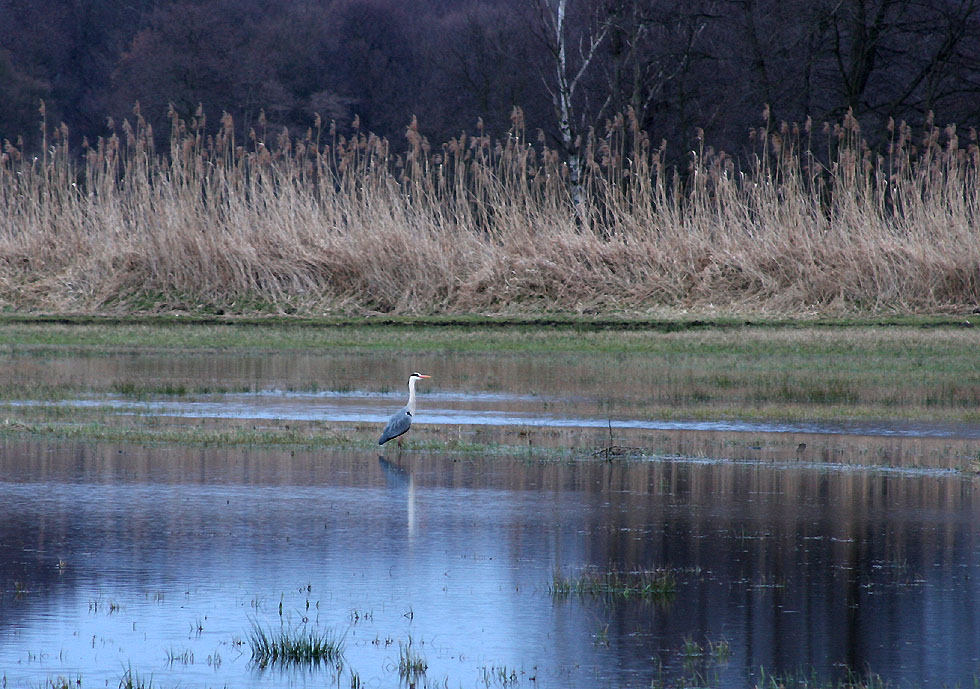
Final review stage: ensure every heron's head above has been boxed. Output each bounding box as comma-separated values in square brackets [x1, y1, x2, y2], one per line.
[409, 372, 431, 382]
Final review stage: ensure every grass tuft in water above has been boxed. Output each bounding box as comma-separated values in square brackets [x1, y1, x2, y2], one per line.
[118, 666, 156, 689]
[480, 665, 521, 687]
[680, 634, 704, 658]
[42, 677, 82, 689]
[549, 566, 676, 599]
[708, 637, 732, 664]
[164, 647, 193, 665]
[246, 620, 345, 669]
[397, 637, 427, 681]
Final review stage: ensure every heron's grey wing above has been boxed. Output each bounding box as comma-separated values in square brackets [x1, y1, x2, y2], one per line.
[378, 408, 412, 445]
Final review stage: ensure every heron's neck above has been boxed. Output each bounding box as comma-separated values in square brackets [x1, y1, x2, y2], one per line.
[406, 378, 418, 414]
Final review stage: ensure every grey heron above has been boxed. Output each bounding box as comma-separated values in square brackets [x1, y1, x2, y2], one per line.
[378, 372, 431, 446]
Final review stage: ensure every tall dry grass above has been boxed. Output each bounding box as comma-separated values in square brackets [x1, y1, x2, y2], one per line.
[0, 104, 977, 315]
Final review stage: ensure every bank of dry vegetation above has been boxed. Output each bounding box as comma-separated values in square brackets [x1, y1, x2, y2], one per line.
[1, 106, 977, 315]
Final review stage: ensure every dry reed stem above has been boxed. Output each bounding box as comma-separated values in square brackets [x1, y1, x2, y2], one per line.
[0, 108, 977, 315]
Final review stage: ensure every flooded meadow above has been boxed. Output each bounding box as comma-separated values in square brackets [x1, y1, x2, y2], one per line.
[1, 325, 980, 688]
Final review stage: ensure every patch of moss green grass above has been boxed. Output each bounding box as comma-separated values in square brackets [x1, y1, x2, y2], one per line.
[0, 405, 361, 449]
[0, 403, 543, 455]
[0, 419, 340, 448]
[0, 314, 976, 355]
[0, 311, 970, 328]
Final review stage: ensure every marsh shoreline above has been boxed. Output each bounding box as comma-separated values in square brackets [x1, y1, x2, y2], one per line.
[0, 317, 977, 471]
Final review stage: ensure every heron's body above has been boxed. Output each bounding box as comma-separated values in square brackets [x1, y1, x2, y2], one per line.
[378, 373, 430, 445]
[378, 409, 412, 445]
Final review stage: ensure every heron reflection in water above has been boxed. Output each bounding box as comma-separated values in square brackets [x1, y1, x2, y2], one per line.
[379, 455, 418, 537]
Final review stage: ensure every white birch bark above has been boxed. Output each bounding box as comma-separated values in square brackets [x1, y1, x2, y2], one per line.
[543, 0, 607, 218]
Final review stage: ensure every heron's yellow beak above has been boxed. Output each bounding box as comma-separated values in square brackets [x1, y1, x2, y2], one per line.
[419, 374, 431, 379]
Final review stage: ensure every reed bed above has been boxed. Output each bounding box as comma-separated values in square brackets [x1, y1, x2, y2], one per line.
[0, 106, 977, 315]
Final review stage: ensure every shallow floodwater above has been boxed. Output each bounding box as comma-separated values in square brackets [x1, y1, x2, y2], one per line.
[2, 349, 980, 687]
[1, 441, 979, 688]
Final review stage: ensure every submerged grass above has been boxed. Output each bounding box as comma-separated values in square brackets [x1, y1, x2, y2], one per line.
[753, 668, 889, 689]
[550, 566, 677, 600]
[246, 620, 345, 669]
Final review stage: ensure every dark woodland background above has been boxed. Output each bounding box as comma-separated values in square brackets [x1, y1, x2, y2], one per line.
[1, 0, 979, 158]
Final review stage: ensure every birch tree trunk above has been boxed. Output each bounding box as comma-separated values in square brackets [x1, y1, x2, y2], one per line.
[540, 0, 607, 220]
[552, 0, 584, 211]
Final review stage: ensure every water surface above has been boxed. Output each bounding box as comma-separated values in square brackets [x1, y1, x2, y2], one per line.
[2, 440, 979, 688]
[2, 347, 980, 687]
